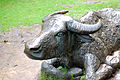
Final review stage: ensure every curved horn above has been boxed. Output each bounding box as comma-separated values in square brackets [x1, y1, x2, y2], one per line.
[67, 19, 101, 34]
[42, 10, 69, 22]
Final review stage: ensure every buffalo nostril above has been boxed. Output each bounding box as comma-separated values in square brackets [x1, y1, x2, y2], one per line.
[30, 48, 38, 51]
[30, 47, 41, 53]
[25, 40, 41, 53]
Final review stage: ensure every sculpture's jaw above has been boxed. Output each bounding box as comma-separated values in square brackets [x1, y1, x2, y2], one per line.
[24, 47, 45, 60]
[24, 39, 57, 60]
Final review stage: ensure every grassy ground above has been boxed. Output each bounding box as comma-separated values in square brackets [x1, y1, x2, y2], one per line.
[0, 0, 120, 32]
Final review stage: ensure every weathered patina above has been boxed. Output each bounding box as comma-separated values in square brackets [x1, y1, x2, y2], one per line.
[24, 9, 120, 80]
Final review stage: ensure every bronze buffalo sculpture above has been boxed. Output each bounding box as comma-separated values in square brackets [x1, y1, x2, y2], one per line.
[24, 9, 120, 80]
[24, 10, 101, 60]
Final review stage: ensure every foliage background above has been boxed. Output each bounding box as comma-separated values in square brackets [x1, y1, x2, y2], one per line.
[0, 0, 120, 32]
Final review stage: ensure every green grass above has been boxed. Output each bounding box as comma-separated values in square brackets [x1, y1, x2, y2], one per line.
[0, 0, 120, 32]
[41, 67, 85, 80]
[40, 72, 65, 80]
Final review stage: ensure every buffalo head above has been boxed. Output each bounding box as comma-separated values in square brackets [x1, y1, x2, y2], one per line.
[24, 10, 101, 60]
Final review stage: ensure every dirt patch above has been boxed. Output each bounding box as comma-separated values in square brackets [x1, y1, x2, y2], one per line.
[75, 0, 104, 4]
[84, 0, 103, 4]
[56, 4, 73, 8]
[62, 4, 73, 8]
[0, 24, 43, 80]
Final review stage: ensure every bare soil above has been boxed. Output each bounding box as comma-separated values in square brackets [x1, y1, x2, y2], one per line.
[75, 0, 104, 4]
[0, 24, 43, 80]
[83, 0, 104, 4]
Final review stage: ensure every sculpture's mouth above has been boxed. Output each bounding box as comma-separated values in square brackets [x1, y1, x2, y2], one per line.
[24, 46, 45, 60]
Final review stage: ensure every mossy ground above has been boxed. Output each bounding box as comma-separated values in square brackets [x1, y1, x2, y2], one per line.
[40, 67, 85, 80]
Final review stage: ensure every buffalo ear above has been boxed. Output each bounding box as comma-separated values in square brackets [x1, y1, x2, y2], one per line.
[76, 34, 95, 43]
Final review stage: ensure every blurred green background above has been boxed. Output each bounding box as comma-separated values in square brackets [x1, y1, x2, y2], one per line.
[0, 0, 120, 32]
